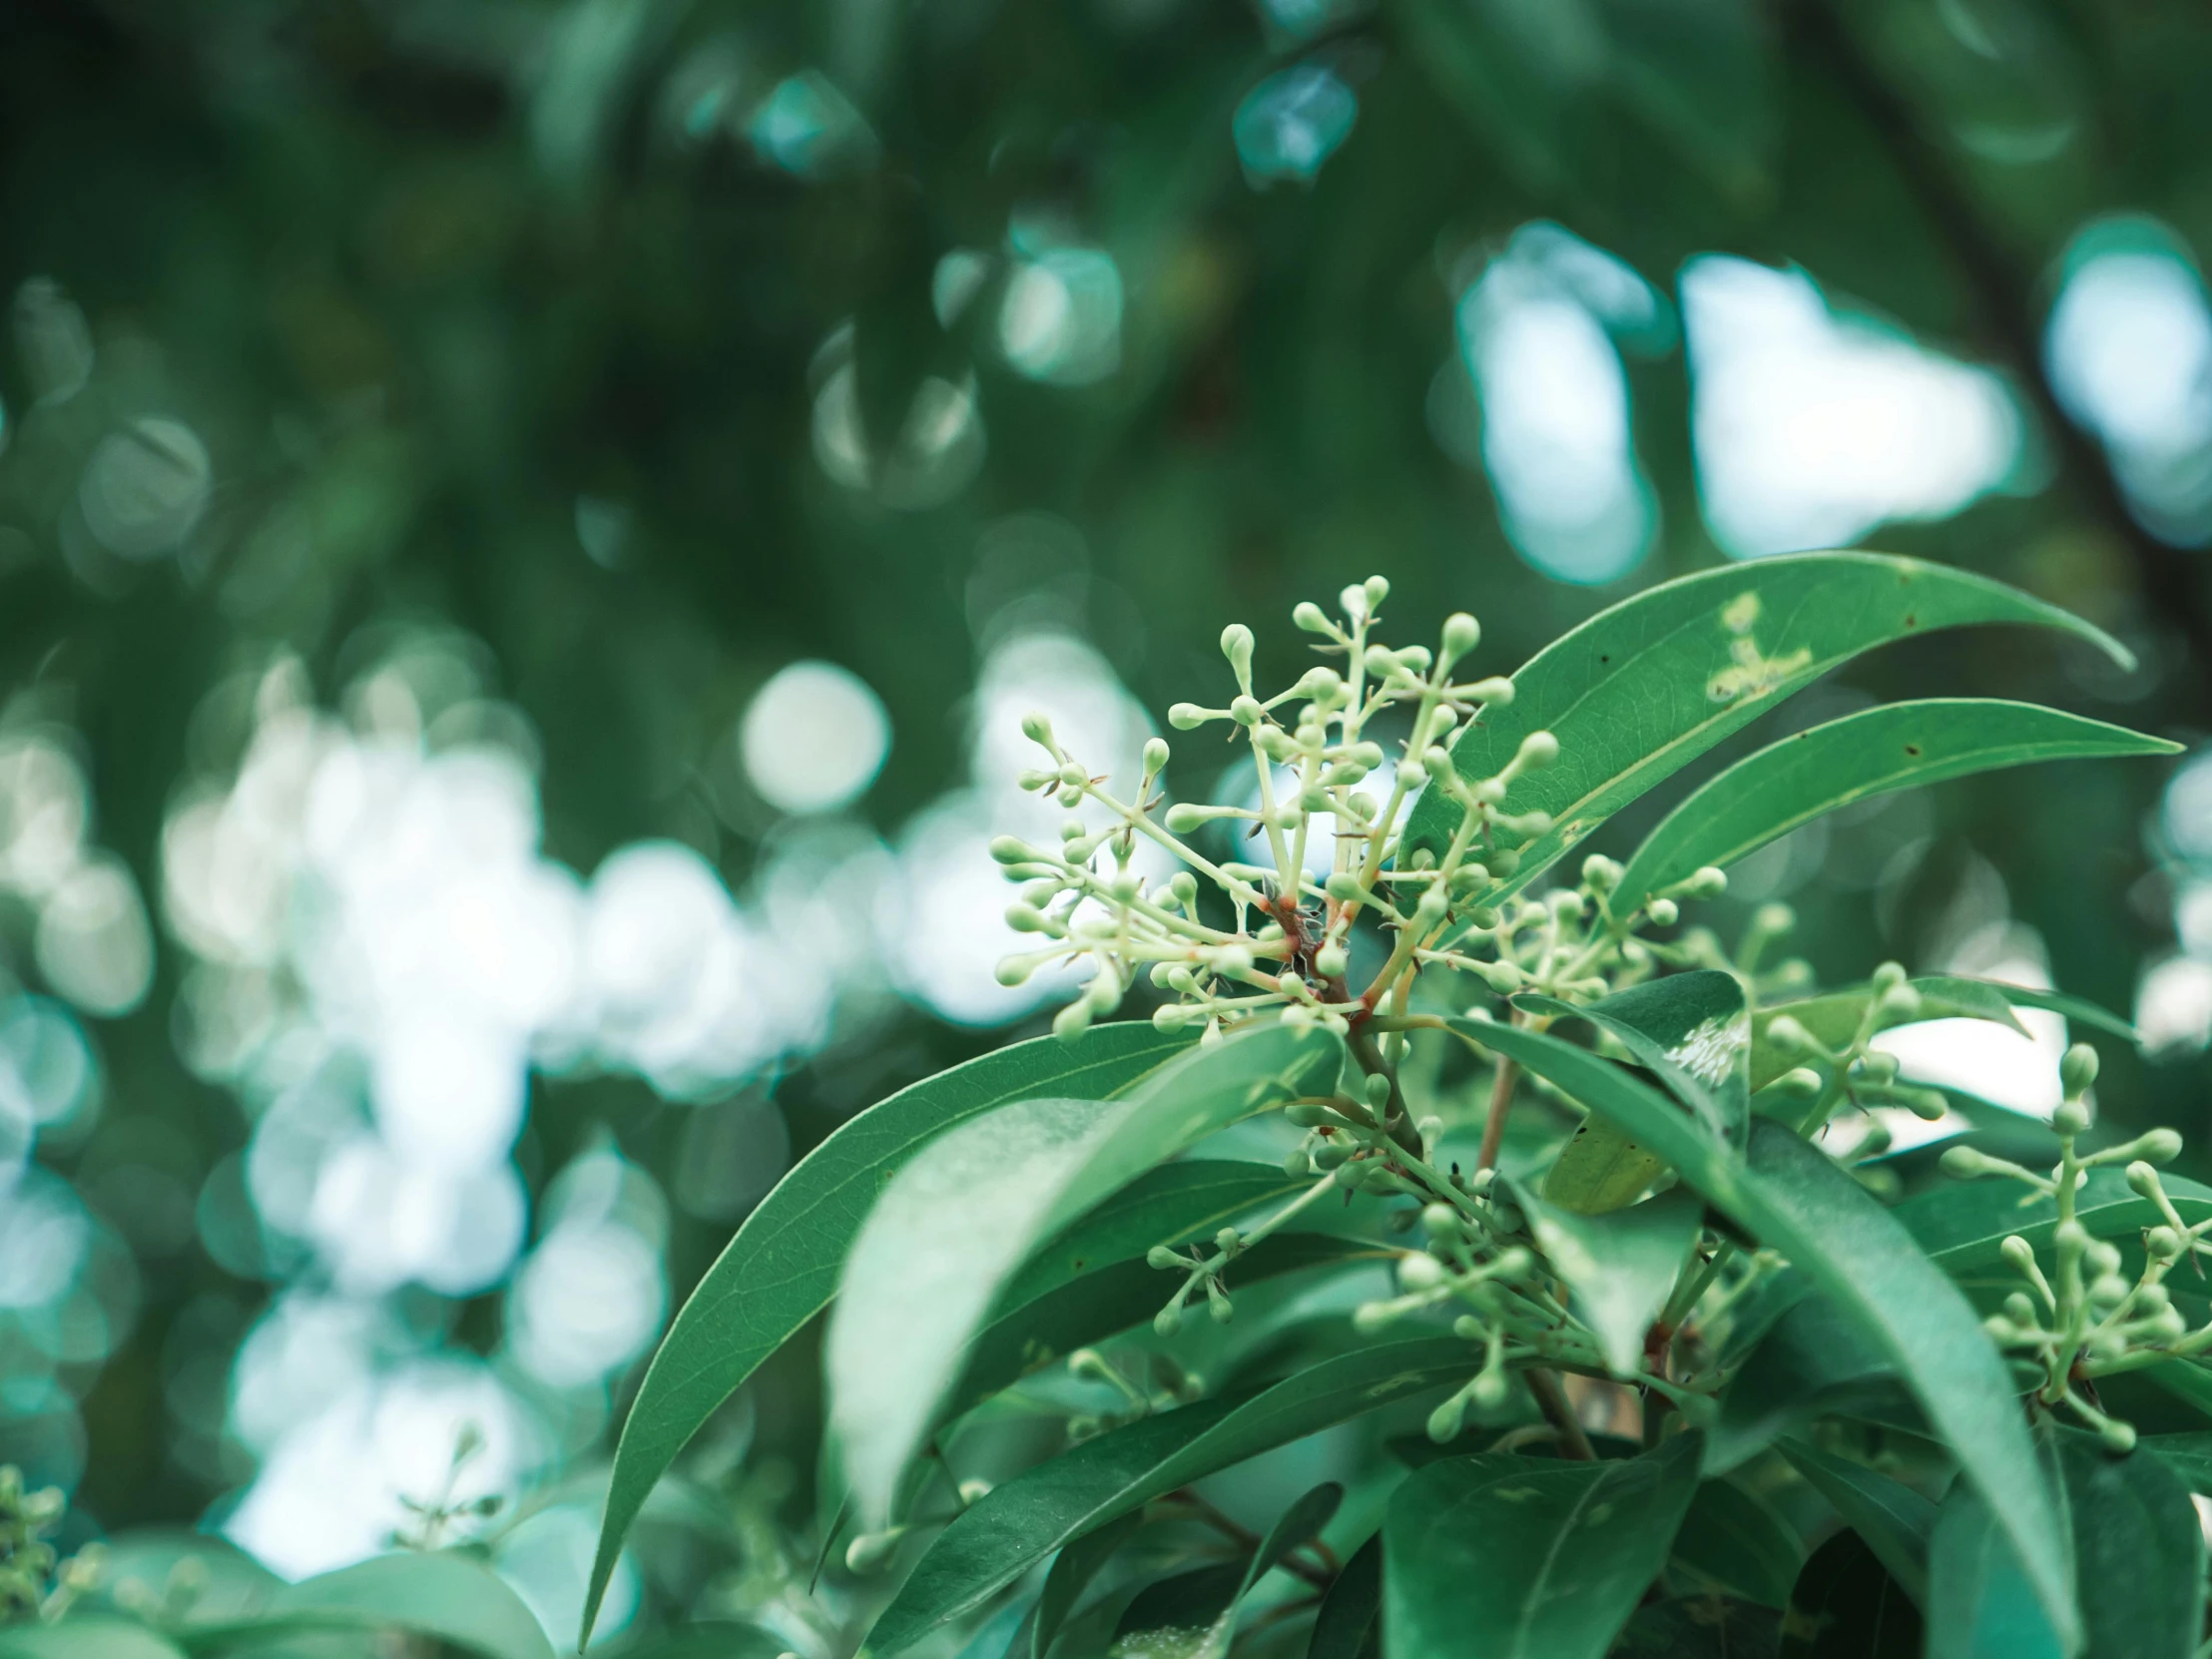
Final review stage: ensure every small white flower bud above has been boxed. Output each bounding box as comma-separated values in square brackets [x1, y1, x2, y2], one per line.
[1940, 1146, 1993, 1180]
[1877, 985, 1923, 1023]
[1770, 1066, 1823, 1101]
[2002, 1291, 2038, 1326]
[1427, 1394, 1466, 1443]
[1053, 999, 1095, 1038]
[2098, 1417, 2137, 1454]
[2053, 1098, 2090, 1137]
[1467, 677, 1514, 705]
[2089, 1273, 2132, 1306]
[1021, 712, 1055, 746]
[1999, 1234, 2039, 1274]
[845, 1529, 905, 1575]
[1364, 574, 1390, 608]
[1230, 695, 1263, 726]
[1870, 960, 1906, 994]
[1476, 960, 1524, 994]
[1580, 854, 1622, 891]
[2085, 1239, 2122, 1277]
[1164, 804, 1209, 833]
[2149, 1225, 2184, 1262]
[1214, 945, 1254, 977]
[1005, 903, 1050, 932]
[1294, 600, 1331, 633]
[1647, 898, 1679, 927]
[1440, 612, 1480, 662]
[1470, 1367, 1509, 1408]
[1686, 866, 1727, 898]
[1858, 1051, 1900, 1086]
[1142, 737, 1170, 774]
[1169, 703, 1208, 730]
[1315, 943, 1348, 978]
[989, 835, 1036, 863]
[1396, 759, 1426, 790]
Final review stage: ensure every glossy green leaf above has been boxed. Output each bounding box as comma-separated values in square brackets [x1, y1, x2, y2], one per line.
[1028, 1510, 1143, 1659]
[1401, 552, 2128, 894]
[2143, 1431, 2212, 1492]
[1120, 1483, 1342, 1657]
[1900, 1165, 2212, 1276]
[1382, 1432, 1702, 1659]
[1672, 1476, 1803, 1608]
[1114, 1563, 1249, 1644]
[949, 1162, 1378, 1420]
[1930, 1427, 2204, 1657]
[1516, 1183, 1701, 1376]
[585, 1022, 1191, 1643]
[1526, 970, 1746, 1213]
[611, 1625, 792, 1659]
[868, 1338, 1467, 1654]
[1447, 1017, 2075, 1648]
[1229, 1481, 1342, 1612]
[1781, 1529, 1925, 1658]
[1777, 1440, 1936, 1608]
[175, 1551, 553, 1659]
[1307, 1533, 1382, 1659]
[829, 1022, 1342, 1522]
[1615, 700, 2175, 914]
[1710, 1296, 1913, 1473]
[0, 1625, 190, 1659]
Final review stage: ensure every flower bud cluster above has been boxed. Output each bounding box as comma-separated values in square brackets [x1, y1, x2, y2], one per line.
[1940, 1043, 2196, 1449]
[0, 1462, 99, 1624]
[1757, 954, 1950, 1135]
[990, 578, 1723, 1047]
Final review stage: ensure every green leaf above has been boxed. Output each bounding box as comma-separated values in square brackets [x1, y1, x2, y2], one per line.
[2143, 1431, 2212, 1492]
[175, 1551, 554, 1659]
[0, 1624, 191, 1659]
[1780, 1529, 1925, 1658]
[829, 1023, 1342, 1522]
[1611, 1596, 1784, 1658]
[1401, 551, 2129, 894]
[949, 1163, 1380, 1421]
[1523, 969, 1746, 1213]
[1920, 1428, 2197, 1659]
[1306, 1533, 1382, 1659]
[1226, 1481, 1342, 1617]
[1114, 1563, 1250, 1643]
[1515, 1183, 1701, 1376]
[1710, 1296, 1913, 1473]
[1899, 1165, 2212, 1276]
[1750, 978, 2025, 1093]
[1028, 1510, 1143, 1659]
[1445, 1017, 2076, 1649]
[1382, 1432, 1703, 1659]
[1671, 1475, 1803, 1608]
[1777, 1440, 1936, 1609]
[867, 1338, 1469, 1654]
[610, 1624, 792, 1659]
[585, 1022, 1192, 1644]
[1614, 700, 2175, 914]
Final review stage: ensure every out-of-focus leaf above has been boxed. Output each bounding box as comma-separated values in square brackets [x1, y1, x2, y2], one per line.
[1779, 1529, 1924, 1657]
[1112, 1562, 1249, 1644]
[1899, 1165, 2212, 1276]
[586, 1023, 1191, 1643]
[609, 1624, 791, 1659]
[0, 1625, 190, 1659]
[2144, 1430, 2212, 1491]
[1671, 1476, 1803, 1608]
[1402, 553, 2131, 896]
[829, 1022, 1342, 1523]
[1451, 1018, 2074, 1646]
[867, 1338, 1466, 1654]
[1382, 1432, 1702, 1659]
[1516, 1183, 1701, 1376]
[1306, 1533, 1382, 1659]
[1598, 0, 1775, 197]
[1614, 700, 2174, 915]
[1777, 1440, 1936, 1608]
[1710, 1297, 1914, 1473]
[175, 1551, 553, 1659]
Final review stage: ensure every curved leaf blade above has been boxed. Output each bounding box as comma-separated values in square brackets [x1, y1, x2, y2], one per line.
[1402, 552, 2129, 893]
[868, 1338, 1469, 1654]
[1671, 1476, 1803, 1608]
[1307, 1533, 1382, 1659]
[1777, 1439, 1936, 1609]
[1382, 1433, 1702, 1659]
[0, 1625, 190, 1659]
[583, 1022, 1191, 1643]
[1444, 1017, 2076, 1649]
[1615, 700, 2175, 913]
[830, 1023, 1343, 1523]
[1515, 1184, 1701, 1376]
[1782, 1529, 1925, 1658]
[176, 1551, 554, 1659]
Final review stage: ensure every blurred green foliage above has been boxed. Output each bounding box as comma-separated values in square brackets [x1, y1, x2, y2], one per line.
[2, 0, 2212, 1640]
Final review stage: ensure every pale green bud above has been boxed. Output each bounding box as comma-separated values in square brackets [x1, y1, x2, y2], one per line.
[2098, 1417, 2137, 1454]
[1147, 1246, 1186, 1271]
[2149, 1226, 2184, 1262]
[1870, 960, 1906, 994]
[1426, 1394, 1466, 1443]
[1151, 1003, 1193, 1032]
[1940, 1145, 1995, 1180]
[1877, 985, 1923, 1023]
[1440, 612, 1480, 662]
[1364, 1073, 1393, 1109]
[2003, 1291, 2038, 1326]
[1516, 731, 1559, 770]
[1470, 1367, 1509, 1408]
[1466, 677, 1514, 704]
[1021, 712, 1054, 746]
[845, 1529, 904, 1574]
[1364, 574, 1390, 608]
[1286, 1101, 1337, 1127]
[1017, 768, 1056, 791]
[1422, 1203, 1462, 1239]
[1169, 703, 1208, 730]
[2139, 1127, 2185, 1164]
[1142, 737, 1170, 773]
[2057, 1041, 2099, 1097]
[1164, 804, 1209, 833]
[1283, 1145, 1313, 1176]
[1057, 785, 1084, 809]
[1315, 943, 1348, 979]
[1053, 999, 1095, 1039]
[1324, 871, 1365, 902]
[1220, 622, 1255, 678]
[1475, 960, 1524, 995]
[1685, 866, 1727, 898]
[1858, 1051, 1900, 1086]
[1396, 759, 1426, 790]
[1647, 897, 1679, 927]
[1005, 903, 1051, 933]
[1154, 1302, 1183, 1338]
[2053, 1097, 2090, 1137]
[2089, 1273, 2133, 1306]
[1550, 889, 1585, 921]
[1230, 695, 1263, 726]
[1764, 1015, 1813, 1056]
[1770, 1066, 1824, 1101]
[1451, 1315, 1485, 1341]
[1999, 1234, 2039, 1275]
[1169, 871, 1199, 904]
[1214, 944, 1254, 977]
[1312, 1138, 1351, 1170]
[989, 835, 1037, 864]
[1293, 600, 1331, 633]
[1580, 854, 1622, 892]
[1398, 1252, 1444, 1291]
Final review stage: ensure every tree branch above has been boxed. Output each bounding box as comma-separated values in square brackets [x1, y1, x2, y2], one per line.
[1788, 0, 2212, 690]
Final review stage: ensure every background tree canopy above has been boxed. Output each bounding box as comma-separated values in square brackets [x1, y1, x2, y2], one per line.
[3, 0, 2212, 1642]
